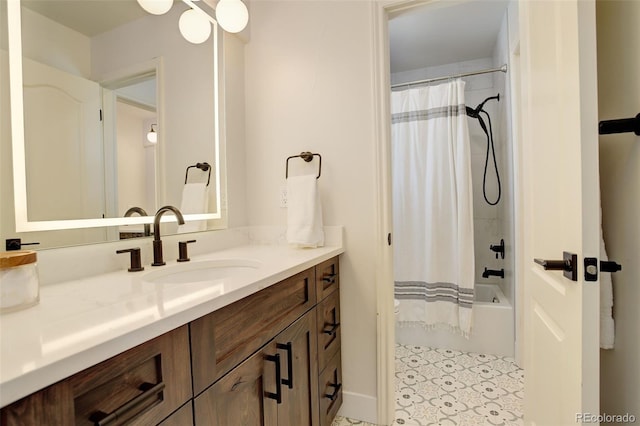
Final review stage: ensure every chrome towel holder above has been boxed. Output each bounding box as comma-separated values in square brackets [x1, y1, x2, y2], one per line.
[285, 152, 322, 179]
[185, 162, 211, 186]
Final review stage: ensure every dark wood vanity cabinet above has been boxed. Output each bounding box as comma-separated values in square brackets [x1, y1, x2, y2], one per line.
[1, 256, 343, 426]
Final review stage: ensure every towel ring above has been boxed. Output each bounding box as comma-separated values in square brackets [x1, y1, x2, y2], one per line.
[285, 152, 321, 179]
[185, 162, 211, 186]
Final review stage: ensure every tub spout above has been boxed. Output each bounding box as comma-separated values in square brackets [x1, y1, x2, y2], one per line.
[482, 267, 504, 279]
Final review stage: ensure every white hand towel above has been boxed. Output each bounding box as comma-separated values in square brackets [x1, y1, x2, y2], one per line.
[600, 231, 615, 349]
[178, 183, 208, 233]
[286, 175, 324, 248]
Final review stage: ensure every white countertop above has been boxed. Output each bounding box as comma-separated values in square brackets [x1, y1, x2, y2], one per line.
[0, 243, 343, 407]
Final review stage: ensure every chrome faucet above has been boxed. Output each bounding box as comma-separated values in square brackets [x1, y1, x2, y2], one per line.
[124, 207, 151, 237]
[152, 206, 185, 266]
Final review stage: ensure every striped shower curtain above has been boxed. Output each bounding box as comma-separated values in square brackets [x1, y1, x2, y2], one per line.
[391, 79, 475, 337]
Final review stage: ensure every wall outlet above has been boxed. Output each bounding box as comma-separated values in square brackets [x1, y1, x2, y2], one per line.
[279, 185, 288, 208]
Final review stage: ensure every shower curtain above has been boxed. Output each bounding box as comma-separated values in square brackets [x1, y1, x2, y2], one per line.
[392, 79, 475, 337]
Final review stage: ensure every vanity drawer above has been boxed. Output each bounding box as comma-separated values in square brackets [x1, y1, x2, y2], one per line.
[70, 325, 192, 426]
[316, 289, 341, 373]
[0, 325, 191, 426]
[318, 352, 343, 426]
[315, 257, 339, 302]
[190, 267, 317, 395]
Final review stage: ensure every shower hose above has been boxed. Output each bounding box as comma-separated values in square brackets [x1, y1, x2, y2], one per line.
[467, 95, 502, 206]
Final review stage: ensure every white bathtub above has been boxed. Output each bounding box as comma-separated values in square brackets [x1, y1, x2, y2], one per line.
[395, 283, 514, 357]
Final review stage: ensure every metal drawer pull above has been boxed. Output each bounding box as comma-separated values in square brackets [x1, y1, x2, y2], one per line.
[324, 382, 342, 401]
[323, 322, 340, 336]
[89, 381, 165, 426]
[264, 354, 282, 404]
[277, 342, 294, 389]
[322, 273, 337, 284]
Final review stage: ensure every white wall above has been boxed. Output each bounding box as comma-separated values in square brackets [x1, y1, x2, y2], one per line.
[244, 1, 379, 420]
[596, 0, 640, 420]
[19, 6, 91, 78]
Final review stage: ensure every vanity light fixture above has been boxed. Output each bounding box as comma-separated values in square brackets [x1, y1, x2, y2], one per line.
[147, 124, 158, 144]
[136, 0, 249, 45]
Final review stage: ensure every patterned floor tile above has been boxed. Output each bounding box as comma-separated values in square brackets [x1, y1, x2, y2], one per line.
[333, 344, 524, 426]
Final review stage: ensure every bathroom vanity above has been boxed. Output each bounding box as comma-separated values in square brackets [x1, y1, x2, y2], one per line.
[0, 239, 343, 426]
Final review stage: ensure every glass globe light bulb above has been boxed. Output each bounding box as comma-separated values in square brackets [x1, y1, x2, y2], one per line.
[215, 0, 248, 34]
[179, 8, 212, 44]
[136, 0, 173, 15]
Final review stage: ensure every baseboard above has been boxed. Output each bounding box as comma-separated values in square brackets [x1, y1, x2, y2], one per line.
[337, 391, 378, 424]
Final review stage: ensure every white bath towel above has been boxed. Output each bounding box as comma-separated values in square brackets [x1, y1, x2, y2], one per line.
[391, 79, 475, 337]
[177, 183, 208, 233]
[600, 231, 615, 349]
[286, 175, 324, 248]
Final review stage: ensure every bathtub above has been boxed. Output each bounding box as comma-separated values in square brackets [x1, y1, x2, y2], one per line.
[395, 283, 514, 357]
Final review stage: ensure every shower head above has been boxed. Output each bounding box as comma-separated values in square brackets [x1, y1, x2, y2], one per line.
[475, 94, 500, 115]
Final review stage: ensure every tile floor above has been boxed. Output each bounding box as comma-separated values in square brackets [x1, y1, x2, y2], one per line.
[332, 344, 524, 426]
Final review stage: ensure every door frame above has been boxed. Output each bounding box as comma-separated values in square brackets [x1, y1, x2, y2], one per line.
[370, 1, 526, 423]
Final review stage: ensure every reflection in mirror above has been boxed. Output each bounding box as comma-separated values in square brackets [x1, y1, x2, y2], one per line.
[0, 0, 225, 249]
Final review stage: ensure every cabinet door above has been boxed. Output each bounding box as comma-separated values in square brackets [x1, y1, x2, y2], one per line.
[275, 310, 319, 426]
[158, 402, 193, 426]
[194, 344, 279, 426]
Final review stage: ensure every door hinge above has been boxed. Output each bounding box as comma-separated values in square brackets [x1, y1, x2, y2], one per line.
[99, 109, 103, 121]
[387, 233, 392, 246]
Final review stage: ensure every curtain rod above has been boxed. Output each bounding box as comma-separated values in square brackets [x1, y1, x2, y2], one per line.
[391, 64, 508, 89]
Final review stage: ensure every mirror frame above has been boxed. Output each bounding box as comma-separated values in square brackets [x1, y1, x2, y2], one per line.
[6, 0, 224, 232]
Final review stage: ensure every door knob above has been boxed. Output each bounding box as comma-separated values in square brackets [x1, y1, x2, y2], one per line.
[534, 251, 577, 281]
[584, 258, 622, 281]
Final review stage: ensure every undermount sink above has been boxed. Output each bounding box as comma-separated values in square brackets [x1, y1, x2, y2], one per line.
[142, 258, 262, 285]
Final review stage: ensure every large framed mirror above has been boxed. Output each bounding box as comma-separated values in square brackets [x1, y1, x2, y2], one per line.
[1, 0, 226, 249]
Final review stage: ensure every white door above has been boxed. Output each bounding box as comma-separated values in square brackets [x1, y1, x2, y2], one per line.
[22, 57, 104, 223]
[519, 0, 600, 424]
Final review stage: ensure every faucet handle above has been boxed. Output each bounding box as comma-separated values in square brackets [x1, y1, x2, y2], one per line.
[177, 240, 196, 262]
[116, 248, 144, 272]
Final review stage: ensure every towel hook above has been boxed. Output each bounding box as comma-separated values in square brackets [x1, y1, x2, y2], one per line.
[285, 151, 322, 179]
[185, 162, 212, 186]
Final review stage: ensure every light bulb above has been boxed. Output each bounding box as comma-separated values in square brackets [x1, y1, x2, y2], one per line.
[136, 0, 173, 15]
[215, 0, 248, 34]
[147, 127, 157, 143]
[179, 9, 212, 44]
